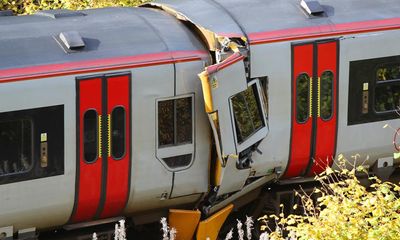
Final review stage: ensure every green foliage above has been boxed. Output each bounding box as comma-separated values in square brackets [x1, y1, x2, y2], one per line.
[259, 154, 400, 240]
[0, 0, 151, 15]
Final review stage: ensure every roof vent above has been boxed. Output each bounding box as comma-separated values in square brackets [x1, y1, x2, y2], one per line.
[35, 9, 86, 19]
[300, 0, 324, 16]
[59, 31, 85, 50]
[0, 10, 13, 17]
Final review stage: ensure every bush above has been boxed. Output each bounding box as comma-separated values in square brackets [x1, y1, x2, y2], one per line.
[258, 154, 400, 240]
[0, 0, 151, 15]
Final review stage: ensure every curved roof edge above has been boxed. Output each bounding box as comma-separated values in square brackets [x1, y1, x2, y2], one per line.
[142, 0, 246, 50]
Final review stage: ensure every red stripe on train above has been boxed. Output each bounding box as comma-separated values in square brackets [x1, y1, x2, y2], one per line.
[249, 17, 400, 45]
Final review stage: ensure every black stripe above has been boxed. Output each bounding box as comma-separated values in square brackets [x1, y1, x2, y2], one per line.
[303, 42, 319, 176]
[124, 73, 133, 212]
[95, 76, 108, 219]
[68, 78, 81, 223]
[333, 40, 340, 162]
[282, 43, 296, 177]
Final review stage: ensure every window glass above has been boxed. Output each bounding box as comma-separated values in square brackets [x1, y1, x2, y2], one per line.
[176, 98, 192, 144]
[375, 84, 400, 112]
[158, 100, 174, 146]
[111, 107, 126, 159]
[377, 63, 400, 81]
[296, 74, 310, 123]
[0, 119, 32, 176]
[320, 71, 334, 120]
[158, 96, 193, 147]
[84, 110, 98, 163]
[232, 84, 265, 143]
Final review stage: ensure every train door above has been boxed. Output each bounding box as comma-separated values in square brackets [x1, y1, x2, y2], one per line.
[199, 53, 269, 196]
[284, 40, 338, 178]
[71, 73, 131, 222]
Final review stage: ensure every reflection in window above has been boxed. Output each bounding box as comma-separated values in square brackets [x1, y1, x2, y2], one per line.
[375, 84, 400, 112]
[377, 63, 400, 81]
[84, 110, 98, 163]
[320, 71, 334, 120]
[176, 98, 192, 144]
[158, 100, 174, 146]
[111, 107, 126, 159]
[0, 119, 32, 176]
[296, 74, 310, 123]
[232, 84, 265, 143]
[158, 96, 193, 147]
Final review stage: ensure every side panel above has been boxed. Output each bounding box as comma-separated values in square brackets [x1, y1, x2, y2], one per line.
[284, 44, 313, 178]
[126, 65, 175, 213]
[336, 30, 400, 168]
[71, 78, 103, 223]
[248, 42, 292, 177]
[0, 76, 75, 230]
[101, 74, 131, 218]
[310, 41, 338, 174]
[171, 61, 210, 198]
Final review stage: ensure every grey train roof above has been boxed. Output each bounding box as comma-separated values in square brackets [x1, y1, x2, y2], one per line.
[0, 7, 206, 70]
[147, 0, 400, 37]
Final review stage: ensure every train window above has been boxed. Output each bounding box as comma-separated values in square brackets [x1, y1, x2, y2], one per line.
[158, 100, 175, 146]
[375, 64, 400, 112]
[348, 55, 400, 125]
[375, 84, 400, 112]
[157, 95, 194, 170]
[231, 83, 265, 143]
[111, 106, 126, 159]
[158, 97, 193, 147]
[320, 71, 334, 120]
[0, 105, 64, 185]
[377, 63, 400, 81]
[296, 73, 310, 123]
[84, 110, 98, 163]
[0, 119, 32, 176]
[176, 97, 193, 144]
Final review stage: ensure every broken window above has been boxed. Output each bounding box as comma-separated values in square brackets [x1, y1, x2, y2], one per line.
[231, 83, 265, 143]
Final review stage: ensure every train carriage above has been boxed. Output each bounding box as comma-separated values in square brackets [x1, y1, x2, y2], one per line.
[0, 0, 399, 239]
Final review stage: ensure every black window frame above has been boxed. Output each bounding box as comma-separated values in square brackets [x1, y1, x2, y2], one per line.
[0, 105, 65, 185]
[110, 106, 126, 160]
[296, 73, 311, 124]
[83, 109, 98, 163]
[320, 70, 334, 121]
[348, 55, 400, 125]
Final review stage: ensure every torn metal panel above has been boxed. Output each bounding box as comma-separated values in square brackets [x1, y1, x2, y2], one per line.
[143, 0, 246, 50]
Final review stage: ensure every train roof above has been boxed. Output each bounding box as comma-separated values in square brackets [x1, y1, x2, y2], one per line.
[0, 7, 207, 71]
[147, 0, 400, 40]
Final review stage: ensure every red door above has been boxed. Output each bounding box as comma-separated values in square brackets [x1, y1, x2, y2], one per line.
[71, 73, 131, 222]
[284, 40, 338, 178]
